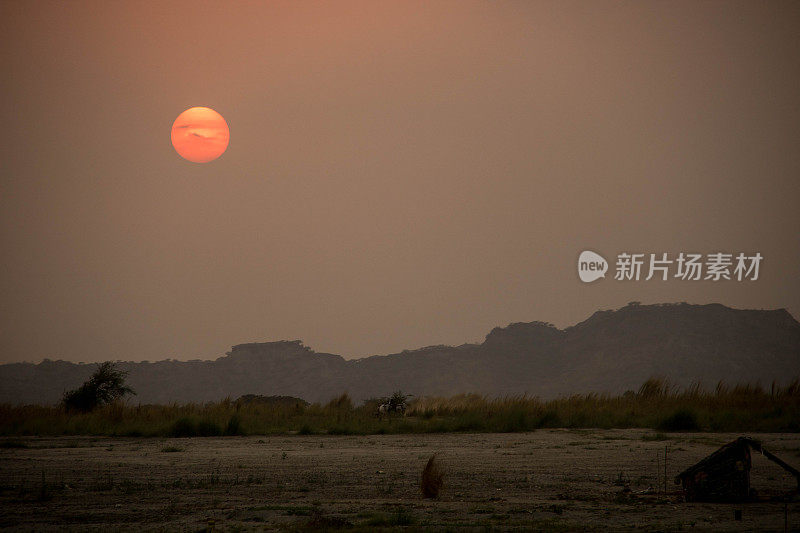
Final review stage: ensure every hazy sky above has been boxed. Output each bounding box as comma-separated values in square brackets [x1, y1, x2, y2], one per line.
[2, 1, 799, 363]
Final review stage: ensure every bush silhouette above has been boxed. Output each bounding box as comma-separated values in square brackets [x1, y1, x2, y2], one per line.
[168, 417, 223, 437]
[169, 417, 197, 437]
[224, 414, 244, 436]
[196, 419, 222, 436]
[62, 362, 135, 412]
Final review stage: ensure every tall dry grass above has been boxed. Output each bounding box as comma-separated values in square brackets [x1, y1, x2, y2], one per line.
[0, 378, 797, 437]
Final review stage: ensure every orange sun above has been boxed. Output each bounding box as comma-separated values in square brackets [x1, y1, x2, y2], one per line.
[171, 107, 230, 163]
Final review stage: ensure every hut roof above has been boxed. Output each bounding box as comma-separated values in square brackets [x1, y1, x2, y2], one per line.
[674, 437, 758, 483]
[675, 436, 800, 496]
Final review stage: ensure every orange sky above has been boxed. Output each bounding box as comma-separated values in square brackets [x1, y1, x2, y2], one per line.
[1, 1, 798, 363]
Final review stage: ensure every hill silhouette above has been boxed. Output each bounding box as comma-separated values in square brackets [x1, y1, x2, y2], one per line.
[1, 302, 798, 404]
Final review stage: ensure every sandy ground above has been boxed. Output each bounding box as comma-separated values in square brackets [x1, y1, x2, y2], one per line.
[1, 429, 799, 531]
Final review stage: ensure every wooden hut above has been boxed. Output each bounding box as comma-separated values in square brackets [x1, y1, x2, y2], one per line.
[675, 437, 800, 502]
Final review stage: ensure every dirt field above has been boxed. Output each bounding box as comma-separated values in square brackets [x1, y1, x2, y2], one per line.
[1, 430, 799, 531]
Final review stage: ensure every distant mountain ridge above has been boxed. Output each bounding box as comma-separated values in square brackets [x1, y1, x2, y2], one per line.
[1, 302, 798, 405]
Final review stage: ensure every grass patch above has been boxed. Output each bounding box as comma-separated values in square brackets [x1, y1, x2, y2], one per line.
[364, 507, 415, 526]
[0, 439, 28, 448]
[224, 414, 245, 436]
[657, 408, 701, 431]
[168, 417, 222, 437]
[641, 433, 670, 441]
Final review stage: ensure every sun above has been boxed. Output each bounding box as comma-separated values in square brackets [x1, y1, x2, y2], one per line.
[171, 107, 230, 163]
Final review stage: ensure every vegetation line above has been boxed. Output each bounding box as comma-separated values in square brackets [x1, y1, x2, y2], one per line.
[0, 377, 797, 437]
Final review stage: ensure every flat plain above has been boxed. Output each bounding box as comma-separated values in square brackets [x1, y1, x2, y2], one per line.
[1, 430, 799, 531]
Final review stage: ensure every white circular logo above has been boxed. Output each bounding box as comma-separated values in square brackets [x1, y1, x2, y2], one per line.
[578, 251, 608, 283]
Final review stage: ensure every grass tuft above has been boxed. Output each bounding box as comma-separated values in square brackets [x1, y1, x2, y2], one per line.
[420, 454, 444, 499]
[160, 446, 183, 453]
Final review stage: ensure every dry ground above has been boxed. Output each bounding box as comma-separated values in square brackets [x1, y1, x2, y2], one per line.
[1, 430, 799, 531]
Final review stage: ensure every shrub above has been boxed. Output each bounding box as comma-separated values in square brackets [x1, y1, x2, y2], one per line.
[169, 417, 197, 437]
[326, 393, 353, 411]
[62, 362, 135, 412]
[500, 408, 528, 432]
[389, 391, 408, 408]
[658, 408, 700, 431]
[537, 409, 561, 428]
[224, 414, 244, 436]
[168, 417, 221, 437]
[195, 419, 222, 436]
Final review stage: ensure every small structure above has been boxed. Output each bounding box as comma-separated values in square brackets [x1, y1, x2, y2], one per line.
[675, 437, 800, 502]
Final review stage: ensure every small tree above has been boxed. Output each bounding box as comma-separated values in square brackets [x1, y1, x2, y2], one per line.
[387, 391, 409, 413]
[63, 361, 135, 412]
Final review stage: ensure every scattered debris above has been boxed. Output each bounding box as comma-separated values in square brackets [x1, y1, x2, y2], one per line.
[674, 437, 800, 502]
